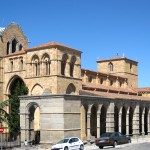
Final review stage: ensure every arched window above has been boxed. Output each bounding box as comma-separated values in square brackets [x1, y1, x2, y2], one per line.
[61, 54, 68, 76]
[7, 42, 10, 54]
[12, 39, 18, 53]
[10, 60, 13, 72]
[88, 76, 92, 83]
[66, 83, 76, 94]
[130, 63, 133, 72]
[19, 44, 23, 50]
[20, 59, 23, 70]
[110, 80, 113, 86]
[108, 62, 113, 72]
[100, 78, 103, 84]
[32, 55, 40, 76]
[42, 54, 50, 76]
[70, 56, 76, 77]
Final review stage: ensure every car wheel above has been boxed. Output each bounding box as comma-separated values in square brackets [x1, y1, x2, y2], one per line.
[99, 146, 103, 149]
[64, 146, 68, 150]
[80, 144, 84, 150]
[128, 139, 131, 143]
[113, 141, 117, 148]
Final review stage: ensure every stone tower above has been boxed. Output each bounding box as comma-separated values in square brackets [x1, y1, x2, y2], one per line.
[97, 56, 138, 88]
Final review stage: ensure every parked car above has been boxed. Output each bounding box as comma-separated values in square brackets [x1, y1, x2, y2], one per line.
[51, 137, 84, 150]
[95, 132, 131, 149]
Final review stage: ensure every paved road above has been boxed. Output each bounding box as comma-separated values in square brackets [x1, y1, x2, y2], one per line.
[85, 142, 150, 150]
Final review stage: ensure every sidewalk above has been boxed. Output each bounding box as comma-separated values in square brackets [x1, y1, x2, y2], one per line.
[11, 136, 150, 150]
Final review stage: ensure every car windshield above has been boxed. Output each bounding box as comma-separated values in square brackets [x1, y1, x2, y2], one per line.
[57, 139, 69, 144]
[100, 133, 113, 138]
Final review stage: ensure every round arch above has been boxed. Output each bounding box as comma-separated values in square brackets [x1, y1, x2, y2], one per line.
[90, 105, 97, 137]
[114, 105, 119, 132]
[6, 75, 26, 96]
[100, 105, 107, 135]
[129, 106, 134, 135]
[122, 106, 126, 135]
[26, 102, 40, 144]
[66, 83, 76, 94]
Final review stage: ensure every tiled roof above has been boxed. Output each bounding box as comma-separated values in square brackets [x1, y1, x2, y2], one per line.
[80, 90, 150, 101]
[4, 50, 26, 57]
[82, 83, 137, 94]
[81, 68, 127, 80]
[134, 87, 150, 92]
[97, 56, 138, 63]
[25, 42, 82, 53]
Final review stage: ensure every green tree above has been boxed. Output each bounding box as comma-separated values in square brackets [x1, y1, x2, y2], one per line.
[0, 100, 9, 124]
[8, 79, 28, 133]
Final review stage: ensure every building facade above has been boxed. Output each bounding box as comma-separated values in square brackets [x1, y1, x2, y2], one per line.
[0, 23, 150, 148]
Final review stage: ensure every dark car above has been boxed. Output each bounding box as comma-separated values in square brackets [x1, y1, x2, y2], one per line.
[95, 132, 131, 149]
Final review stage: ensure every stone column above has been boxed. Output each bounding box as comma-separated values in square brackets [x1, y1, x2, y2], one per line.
[83, 71, 88, 83]
[97, 104, 102, 137]
[65, 61, 70, 77]
[87, 105, 92, 141]
[57, 60, 61, 75]
[106, 102, 115, 132]
[96, 74, 99, 84]
[106, 75, 109, 86]
[116, 77, 119, 87]
[132, 103, 140, 136]
[20, 107, 30, 146]
[126, 109, 129, 135]
[74, 64, 81, 78]
[119, 107, 122, 133]
[142, 108, 145, 135]
[9, 42, 12, 54]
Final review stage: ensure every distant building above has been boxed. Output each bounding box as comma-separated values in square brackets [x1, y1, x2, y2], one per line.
[0, 23, 150, 148]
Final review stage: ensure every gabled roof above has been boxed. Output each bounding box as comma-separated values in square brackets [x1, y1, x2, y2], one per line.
[25, 42, 82, 53]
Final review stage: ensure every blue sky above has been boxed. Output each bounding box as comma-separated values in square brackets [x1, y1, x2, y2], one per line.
[0, 0, 150, 87]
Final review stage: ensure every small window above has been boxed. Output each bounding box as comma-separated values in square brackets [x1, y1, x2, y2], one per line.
[120, 82, 122, 87]
[7, 42, 10, 54]
[10, 61, 13, 72]
[20, 59, 23, 70]
[88, 76, 92, 83]
[19, 44, 23, 50]
[12, 39, 17, 53]
[108, 62, 113, 72]
[130, 63, 133, 72]
[100, 78, 103, 84]
[110, 80, 113, 86]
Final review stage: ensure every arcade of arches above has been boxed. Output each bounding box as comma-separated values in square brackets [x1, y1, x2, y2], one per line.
[80, 99, 150, 141]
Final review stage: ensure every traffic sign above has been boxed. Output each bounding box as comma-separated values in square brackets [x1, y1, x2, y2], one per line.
[0, 128, 4, 133]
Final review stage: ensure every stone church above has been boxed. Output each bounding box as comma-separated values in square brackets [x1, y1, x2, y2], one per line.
[0, 23, 150, 148]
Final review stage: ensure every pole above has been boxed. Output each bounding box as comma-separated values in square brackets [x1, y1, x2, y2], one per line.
[1, 133, 2, 150]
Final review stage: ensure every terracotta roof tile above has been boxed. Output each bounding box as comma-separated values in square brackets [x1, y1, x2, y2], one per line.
[25, 42, 82, 53]
[97, 57, 138, 63]
[81, 68, 126, 80]
[82, 83, 137, 94]
[4, 50, 26, 57]
[134, 87, 150, 92]
[80, 90, 150, 101]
